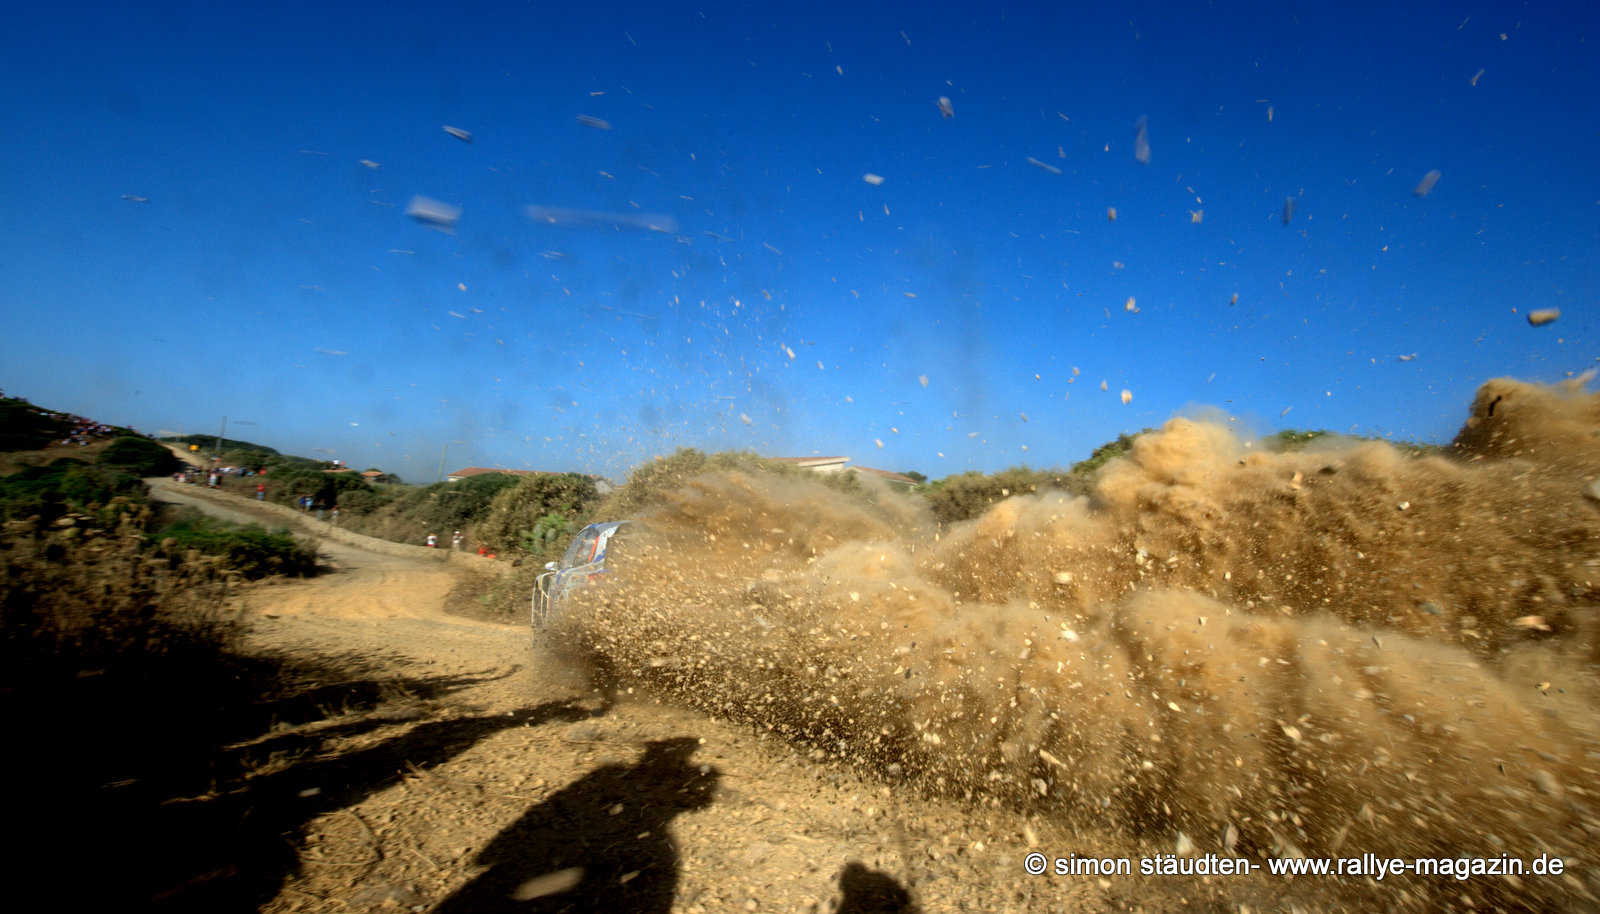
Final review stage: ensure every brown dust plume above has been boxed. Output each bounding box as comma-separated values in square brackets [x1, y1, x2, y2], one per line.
[556, 377, 1600, 908]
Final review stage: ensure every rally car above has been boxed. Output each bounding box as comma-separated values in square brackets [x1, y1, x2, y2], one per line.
[532, 520, 636, 629]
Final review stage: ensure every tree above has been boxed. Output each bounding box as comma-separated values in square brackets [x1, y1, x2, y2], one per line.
[476, 473, 602, 556]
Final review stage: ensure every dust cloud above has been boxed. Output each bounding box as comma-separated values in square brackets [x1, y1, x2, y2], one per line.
[558, 378, 1600, 905]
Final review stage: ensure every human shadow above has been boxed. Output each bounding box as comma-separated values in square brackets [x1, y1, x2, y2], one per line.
[84, 698, 598, 913]
[836, 861, 922, 914]
[434, 736, 718, 914]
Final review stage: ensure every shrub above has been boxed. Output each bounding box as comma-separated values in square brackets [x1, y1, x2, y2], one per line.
[264, 466, 376, 509]
[916, 431, 1161, 525]
[0, 459, 146, 524]
[426, 473, 525, 530]
[1068, 431, 1146, 475]
[153, 512, 318, 578]
[333, 487, 389, 516]
[330, 472, 525, 547]
[920, 465, 1083, 525]
[522, 511, 579, 553]
[476, 473, 601, 557]
[321, 472, 379, 505]
[593, 448, 790, 519]
[1265, 427, 1444, 457]
[0, 514, 310, 907]
[97, 436, 181, 477]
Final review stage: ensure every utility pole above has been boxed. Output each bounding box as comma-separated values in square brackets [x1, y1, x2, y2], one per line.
[214, 416, 227, 461]
[436, 440, 467, 483]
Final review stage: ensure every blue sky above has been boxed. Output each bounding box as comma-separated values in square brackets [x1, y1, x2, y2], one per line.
[2, 1, 1595, 483]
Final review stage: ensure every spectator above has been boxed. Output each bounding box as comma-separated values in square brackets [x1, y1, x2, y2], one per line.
[426, 533, 438, 548]
[452, 530, 464, 551]
[255, 483, 266, 501]
[330, 506, 340, 525]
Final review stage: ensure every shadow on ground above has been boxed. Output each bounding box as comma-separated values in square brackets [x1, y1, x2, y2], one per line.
[434, 736, 718, 914]
[14, 658, 595, 914]
[836, 861, 922, 914]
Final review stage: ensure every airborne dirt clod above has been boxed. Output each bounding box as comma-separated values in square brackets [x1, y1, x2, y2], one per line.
[559, 378, 1600, 912]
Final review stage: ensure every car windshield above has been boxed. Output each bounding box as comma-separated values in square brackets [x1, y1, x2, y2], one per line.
[561, 527, 602, 569]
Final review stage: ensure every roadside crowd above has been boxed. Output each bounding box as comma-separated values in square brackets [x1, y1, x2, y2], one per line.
[172, 465, 265, 487]
[60, 419, 119, 447]
[3, 392, 131, 446]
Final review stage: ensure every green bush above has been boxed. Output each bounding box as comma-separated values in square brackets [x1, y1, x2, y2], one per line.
[321, 472, 378, 505]
[0, 515, 323, 907]
[154, 513, 318, 578]
[920, 465, 1085, 525]
[915, 431, 1158, 525]
[0, 459, 146, 524]
[216, 447, 273, 469]
[263, 466, 376, 509]
[522, 511, 579, 553]
[333, 487, 389, 516]
[1, 524, 252, 793]
[97, 436, 181, 477]
[1068, 431, 1146, 475]
[593, 448, 792, 519]
[330, 472, 525, 547]
[425, 473, 525, 530]
[476, 474, 601, 557]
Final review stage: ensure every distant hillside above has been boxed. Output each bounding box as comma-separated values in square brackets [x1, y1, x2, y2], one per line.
[157, 435, 345, 478]
[0, 395, 157, 476]
[161, 434, 282, 457]
[0, 396, 135, 451]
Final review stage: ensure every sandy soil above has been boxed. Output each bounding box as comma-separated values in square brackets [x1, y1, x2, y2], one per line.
[146, 482, 1062, 913]
[148, 479, 1548, 914]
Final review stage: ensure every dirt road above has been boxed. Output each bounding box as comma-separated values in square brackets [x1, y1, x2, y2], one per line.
[148, 481, 1325, 914]
[145, 483, 1006, 913]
